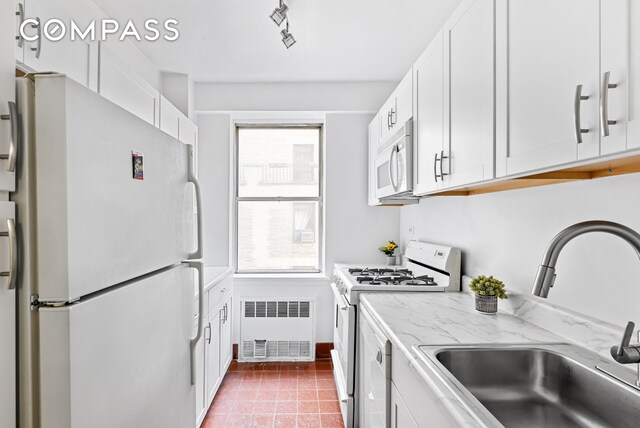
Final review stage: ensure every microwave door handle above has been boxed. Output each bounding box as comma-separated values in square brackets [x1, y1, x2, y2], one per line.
[388, 146, 398, 192]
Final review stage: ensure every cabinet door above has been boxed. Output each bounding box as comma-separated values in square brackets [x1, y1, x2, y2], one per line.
[413, 30, 444, 196]
[179, 115, 198, 146]
[205, 311, 221, 407]
[358, 325, 371, 427]
[22, 0, 97, 89]
[99, 46, 159, 126]
[442, 0, 495, 189]
[390, 383, 418, 428]
[394, 69, 413, 128]
[219, 297, 233, 374]
[496, 0, 600, 176]
[15, 0, 24, 63]
[159, 95, 180, 139]
[379, 96, 396, 144]
[195, 314, 206, 426]
[368, 114, 381, 206]
[601, 0, 640, 153]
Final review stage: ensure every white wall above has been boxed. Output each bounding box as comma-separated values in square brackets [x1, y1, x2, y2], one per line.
[195, 81, 400, 344]
[194, 81, 397, 113]
[400, 173, 640, 328]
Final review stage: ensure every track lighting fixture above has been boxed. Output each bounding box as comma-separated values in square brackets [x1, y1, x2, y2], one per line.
[269, 0, 296, 48]
[270, 0, 289, 26]
[280, 21, 296, 49]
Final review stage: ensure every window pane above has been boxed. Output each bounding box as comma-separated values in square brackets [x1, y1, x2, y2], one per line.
[238, 201, 320, 271]
[238, 128, 320, 197]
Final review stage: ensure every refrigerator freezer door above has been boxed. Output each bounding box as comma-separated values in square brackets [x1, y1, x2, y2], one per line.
[31, 75, 194, 301]
[38, 264, 195, 428]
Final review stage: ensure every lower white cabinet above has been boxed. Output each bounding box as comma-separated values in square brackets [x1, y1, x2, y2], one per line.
[205, 310, 221, 406]
[390, 382, 418, 428]
[195, 280, 233, 427]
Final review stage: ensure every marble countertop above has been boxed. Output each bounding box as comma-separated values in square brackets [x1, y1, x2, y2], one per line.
[359, 291, 624, 427]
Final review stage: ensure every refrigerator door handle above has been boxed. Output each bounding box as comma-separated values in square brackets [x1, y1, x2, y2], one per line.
[187, 145, 203, 260]
[186, 260, 204, 385]
[0, 218, 17, 290]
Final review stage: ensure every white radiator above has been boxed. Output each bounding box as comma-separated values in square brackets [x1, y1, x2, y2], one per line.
[239, 299, 315, 362]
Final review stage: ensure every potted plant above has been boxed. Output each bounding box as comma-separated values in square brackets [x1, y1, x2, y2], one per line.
[469, 275, 508, 314]
[378, 241, 399, 265]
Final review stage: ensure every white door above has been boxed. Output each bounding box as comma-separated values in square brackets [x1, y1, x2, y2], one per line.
[38, 265, 195, 428]
[32, 75, 194, 301]
[205, 310, 221, 407]
[495, 0, 600, 176]
[219, 297, 233, 373]
[22, 0, 97, 89]
[442, 0, 495, 189]
[394, 70, 413, 128]
[600, 0, 640, 153]
[413, 30, 444, 195]
[390, 383, 418, 428]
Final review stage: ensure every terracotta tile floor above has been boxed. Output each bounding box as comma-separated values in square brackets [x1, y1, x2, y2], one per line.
[201, 359, 345, 428]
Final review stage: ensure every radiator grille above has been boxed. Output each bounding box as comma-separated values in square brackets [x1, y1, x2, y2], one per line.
[242, 340, 311, 359]
[240, 299, 314, 362]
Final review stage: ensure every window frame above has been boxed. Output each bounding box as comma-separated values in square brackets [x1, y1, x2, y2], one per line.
[233, 123, 324, 274]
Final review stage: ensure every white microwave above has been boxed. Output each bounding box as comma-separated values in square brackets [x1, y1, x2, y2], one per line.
[374, 120, 413, 200]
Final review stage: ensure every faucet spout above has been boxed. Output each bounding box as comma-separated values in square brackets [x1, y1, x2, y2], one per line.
[531, 220, 640, 297]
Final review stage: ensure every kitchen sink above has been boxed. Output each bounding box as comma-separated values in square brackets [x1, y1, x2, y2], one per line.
[415, 344, 640, 428]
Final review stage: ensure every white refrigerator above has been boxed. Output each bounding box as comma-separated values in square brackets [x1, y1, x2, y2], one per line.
[14, 74, 204, 428]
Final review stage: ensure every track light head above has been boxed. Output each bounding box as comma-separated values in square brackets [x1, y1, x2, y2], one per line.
[270, 2, 289, 26]
[280, 27, 296, 49]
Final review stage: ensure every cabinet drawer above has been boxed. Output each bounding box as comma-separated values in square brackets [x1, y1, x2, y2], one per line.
[207, 276, 232, 315]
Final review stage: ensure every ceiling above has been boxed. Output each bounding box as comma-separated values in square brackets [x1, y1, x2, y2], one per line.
[92, 0, 463, 83]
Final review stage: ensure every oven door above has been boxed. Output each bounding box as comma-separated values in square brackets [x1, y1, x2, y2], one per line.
[331, 282, 356, 395]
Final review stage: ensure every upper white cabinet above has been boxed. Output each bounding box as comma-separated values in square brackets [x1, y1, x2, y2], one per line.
[441, 0, 495, 189]
[17, 0, 98, 90]
[413, 30, 445, 196]
[380, 70, 413, 144]
[159, 95, 180, 139]
[368, 114, 381, 206]
[98, 45, 159, 126]
[495, 0, 600, 177]
[600, 0, 640, 154]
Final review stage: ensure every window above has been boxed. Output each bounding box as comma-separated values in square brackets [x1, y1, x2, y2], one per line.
[235, 125, 323, 273]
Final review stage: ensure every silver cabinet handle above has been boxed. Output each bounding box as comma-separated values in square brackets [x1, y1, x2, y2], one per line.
[435, 151, 448, 181]
[16, 3, 24, 47]
[600, 71, 618, 137]
[376, 349, 383, 364]
[220, 287, 227, 293]
[0, 219, 17, 290]
[390, 108, 396, 126]
[434, 152, 440, 183]
[573, 85, 590, 144]
[187, 145, 203, 259]
[0, 101, 19, 172]
[30, 18, 41, 59]
[439, 150, 448, 180]
[387, 111, 392, 130]
[205, 322, 211, 344]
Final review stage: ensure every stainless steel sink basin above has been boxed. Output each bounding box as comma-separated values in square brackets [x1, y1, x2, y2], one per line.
[415, 344, 640, 428]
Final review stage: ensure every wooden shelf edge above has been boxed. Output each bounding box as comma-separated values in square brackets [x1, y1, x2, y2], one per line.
[429, 152, 640, 197]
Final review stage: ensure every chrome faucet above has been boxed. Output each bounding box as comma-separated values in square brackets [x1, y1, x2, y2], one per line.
[531, 220, 640, 387]
[531, 220, 640, 298]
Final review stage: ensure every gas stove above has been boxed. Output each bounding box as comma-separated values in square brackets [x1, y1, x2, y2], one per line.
[333, 240, 462, 304]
